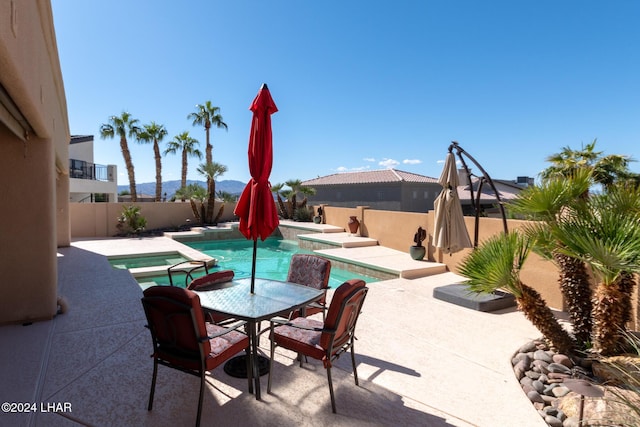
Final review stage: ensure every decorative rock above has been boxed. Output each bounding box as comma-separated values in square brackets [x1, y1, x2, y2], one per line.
[514, 360, 529, 380]
[562, 416, 579, 427]
[548, 363, 572, 374]
[548, 372, 571, 380]
[532, 379, 545, 393]
[533, 359, 550, 374]
[519, 341, 538, 353]
[543, 383, 558, 396]
[541, 394, 557, 404]
[526, 370, 542, 380]
[553, 354, 573, 368]
[534, 349, 554, 363]
[552, 386, 570, 398]
[545, 415, 563, 427]
[527, 390, 545, 403]
[512, 353, 531, 366]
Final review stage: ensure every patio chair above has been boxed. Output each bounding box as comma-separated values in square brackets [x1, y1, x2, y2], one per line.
[141, 286, 250, 427]
[267, 279, 368, 413]
[187, 270, 236, 324]
[286, 254, 332, 319]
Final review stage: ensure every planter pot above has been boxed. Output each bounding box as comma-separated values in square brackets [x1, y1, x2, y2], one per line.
[313, 216, 322, 224]
[409, 245, 426, 260]
[348, 216, 360, 234]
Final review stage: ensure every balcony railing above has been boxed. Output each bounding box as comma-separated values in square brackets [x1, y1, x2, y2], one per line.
[69, 159, 111, 182]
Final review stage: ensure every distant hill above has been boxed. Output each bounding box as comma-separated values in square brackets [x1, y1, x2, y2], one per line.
[117, 179, 246, 199]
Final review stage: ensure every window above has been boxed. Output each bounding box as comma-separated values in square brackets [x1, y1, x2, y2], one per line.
[424, 191, 429, 199]
[412, 190, 417, 199]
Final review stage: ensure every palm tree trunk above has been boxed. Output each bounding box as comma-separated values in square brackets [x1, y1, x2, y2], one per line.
[213, 204, 224, 225]
[617, 271, 636, 329]
[120, 136, 136, 202]
[276, 194, 287, 219]
[189, 199, 200, 223]
[153, 140, 162, 202]
[593, 280, 628, 356]
[518, 283, 575, 354]
[553, 253, 593, 347]
[205, 181, 215, 224]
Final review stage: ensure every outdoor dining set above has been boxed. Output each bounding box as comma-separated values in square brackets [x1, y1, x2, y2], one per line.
[140, 253, 369, 427]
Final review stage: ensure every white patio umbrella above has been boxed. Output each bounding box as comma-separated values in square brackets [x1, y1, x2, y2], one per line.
[433, 152, 472, 254]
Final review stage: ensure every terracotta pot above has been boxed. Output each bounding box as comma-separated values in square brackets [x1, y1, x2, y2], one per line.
[348, 216, 360, 234]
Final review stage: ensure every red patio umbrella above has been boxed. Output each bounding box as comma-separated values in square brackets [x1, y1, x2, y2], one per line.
[234, 83, 280, 293]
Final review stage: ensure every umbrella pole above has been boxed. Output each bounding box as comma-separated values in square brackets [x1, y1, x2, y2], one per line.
[250, 239, 257, 294]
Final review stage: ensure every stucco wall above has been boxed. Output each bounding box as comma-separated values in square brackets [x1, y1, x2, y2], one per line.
[69, 201, 240, 238]
[0, 0, 70, 324]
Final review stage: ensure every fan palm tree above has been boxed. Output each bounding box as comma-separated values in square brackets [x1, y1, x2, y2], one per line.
[459, 230, 575, 354]
[174, 183, 207, 224]
[137, 122, 168, 201]
[551, 189, 640, 355]
[508, 169, 593, 347]
[163, 131, 202, 191]
[196, 161, 228, 225]
[188, 101, 227, 221]
[284, 179, 316, 219]
[99, 112, 141, 201]
[271, 183, 288, 219]
[213, 190, 238, 225]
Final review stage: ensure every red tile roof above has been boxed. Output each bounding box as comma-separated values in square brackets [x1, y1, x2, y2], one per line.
[303, 169, 438, 185]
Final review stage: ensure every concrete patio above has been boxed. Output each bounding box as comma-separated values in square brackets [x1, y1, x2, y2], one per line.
[0, 237, 549, 427]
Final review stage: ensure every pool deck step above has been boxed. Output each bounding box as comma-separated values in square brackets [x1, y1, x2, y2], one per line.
[299, 232, 447, 280]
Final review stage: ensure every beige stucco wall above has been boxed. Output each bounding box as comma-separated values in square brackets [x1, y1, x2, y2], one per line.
[0, 0, 70, 324]
[69, 201, 240, 238]
[316, 205, 564, 310]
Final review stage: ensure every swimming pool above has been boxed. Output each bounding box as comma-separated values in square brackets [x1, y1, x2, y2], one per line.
[109, 252, 189, 269]
[136, 238, 379, 289]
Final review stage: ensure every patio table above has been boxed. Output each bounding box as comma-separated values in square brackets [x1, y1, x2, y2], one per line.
[195, 277, 323, 400]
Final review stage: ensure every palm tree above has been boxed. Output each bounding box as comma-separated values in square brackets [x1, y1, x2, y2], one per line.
[174, 183, 207, 224]
[188, 101, 228, 221]
[163, 131, 202, 191]
[284, 179, 316, 219]
[459, 230, 575, 354]
[213, 190, 238, 225]
[271, 183, 288, 219]
[138, 122, 168, 201]
[196, 161, 228, 224]
[100, 112, 141, 201]
[508, 170, 594, 347]
[550, 187, 640, 355]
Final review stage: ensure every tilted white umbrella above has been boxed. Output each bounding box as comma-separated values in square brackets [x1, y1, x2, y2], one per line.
[433, 152, 472, 254]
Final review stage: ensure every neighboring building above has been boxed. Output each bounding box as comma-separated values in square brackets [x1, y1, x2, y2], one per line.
[302, 169, 441, 212]
[69, 135, 118, 202]
[456, 169, 527, 216]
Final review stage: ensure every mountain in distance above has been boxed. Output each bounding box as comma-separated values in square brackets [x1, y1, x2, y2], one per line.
[117, 179, 246, 199]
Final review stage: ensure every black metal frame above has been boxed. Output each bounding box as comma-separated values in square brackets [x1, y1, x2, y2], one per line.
[167, 260, 210, 286]
[268, 285, 369, 413]
[448, 141, 509, 247]
[141, 293, 250, 427]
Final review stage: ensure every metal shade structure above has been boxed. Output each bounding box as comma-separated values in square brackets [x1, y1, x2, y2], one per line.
[234, 84, 280, 293]
[433, 151, 473, 254]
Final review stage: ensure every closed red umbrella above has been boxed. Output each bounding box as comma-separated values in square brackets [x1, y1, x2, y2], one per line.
[234, 83, 280, 293]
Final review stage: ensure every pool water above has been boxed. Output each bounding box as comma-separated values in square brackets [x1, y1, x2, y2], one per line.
[109, 253, 189, 270]
[136, 238, 379, 289]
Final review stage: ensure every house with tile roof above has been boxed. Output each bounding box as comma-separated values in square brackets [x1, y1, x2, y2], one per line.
[302, 169, 442, 212]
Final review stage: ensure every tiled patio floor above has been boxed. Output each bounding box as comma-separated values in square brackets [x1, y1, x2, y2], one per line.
[0, 237, 548, 427]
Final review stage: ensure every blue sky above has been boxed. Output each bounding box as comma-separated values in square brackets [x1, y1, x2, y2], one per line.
[51, 1, 640, 187]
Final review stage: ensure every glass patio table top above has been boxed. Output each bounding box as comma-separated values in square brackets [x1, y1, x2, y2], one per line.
[194, 277, 324, 400]
[194, 277, 324, 322]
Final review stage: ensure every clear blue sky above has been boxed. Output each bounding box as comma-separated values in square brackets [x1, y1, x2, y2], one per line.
[51, 0, 640, 187]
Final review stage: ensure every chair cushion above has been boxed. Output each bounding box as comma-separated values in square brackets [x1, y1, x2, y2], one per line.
[188, 270, 235, 291]
[321, 279, 366, 350]
[287, 255, 331, 291]
[204, 323, 249, 370]
[272, 317, 326, 362]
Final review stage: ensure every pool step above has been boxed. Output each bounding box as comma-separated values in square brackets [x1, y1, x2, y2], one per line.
[299, 232, 447, 280]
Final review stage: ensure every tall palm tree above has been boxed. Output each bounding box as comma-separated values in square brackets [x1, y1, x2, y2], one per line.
[551, 188, 640, 355]
[508, 170, 593, 347]
[459, 230, 575, 354]
[196, 161, 228, 225]
[163, 131, 202, 190]
[100, 112, 141, 201]
[138, 122, 168, 201]
[188, 101, 227, 221]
